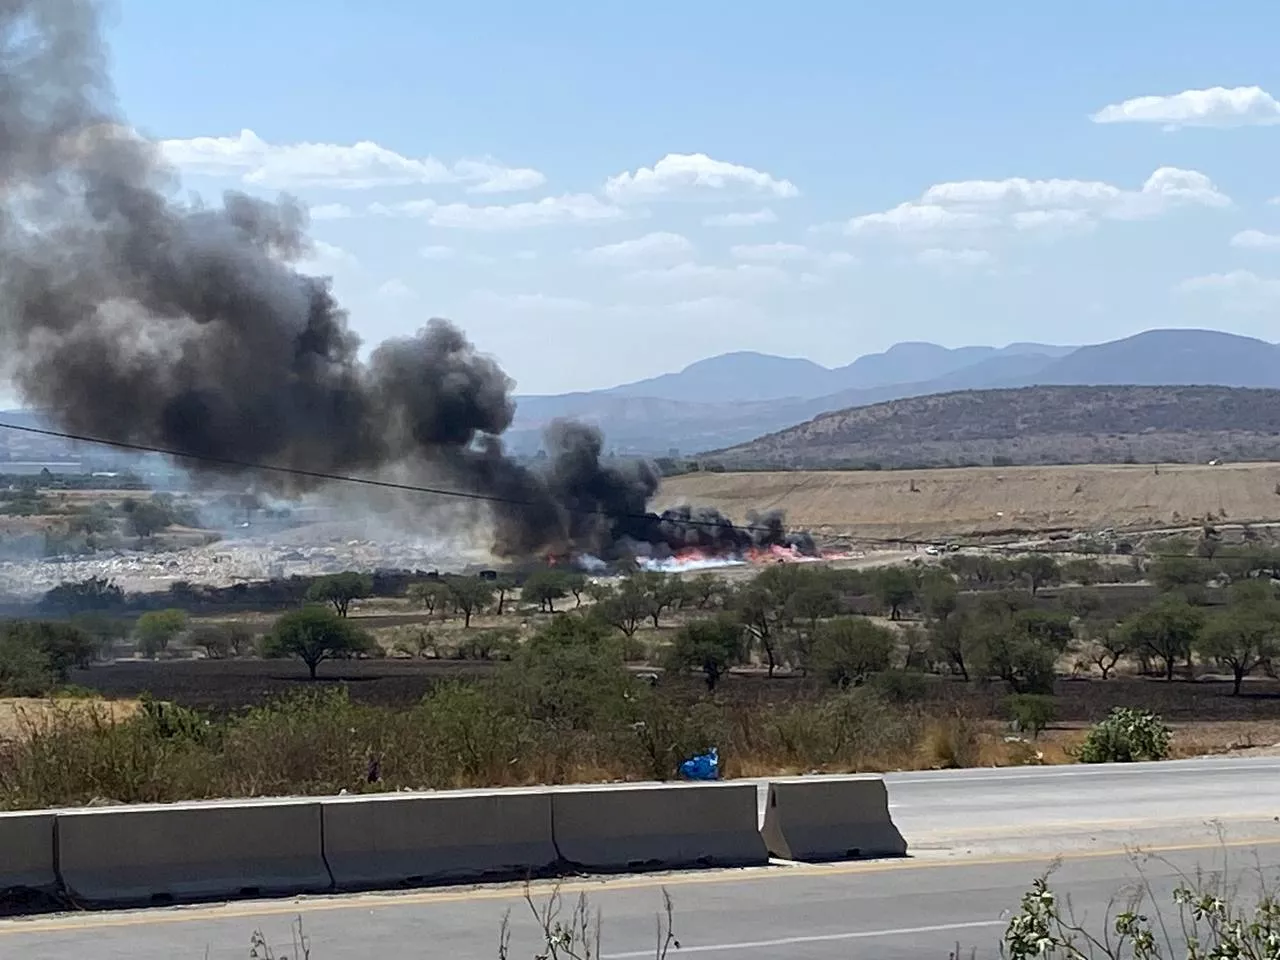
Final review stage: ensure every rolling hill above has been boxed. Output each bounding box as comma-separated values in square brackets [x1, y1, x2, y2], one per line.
[704, 385, 1280, 469]
[508, 329, 1280, 456]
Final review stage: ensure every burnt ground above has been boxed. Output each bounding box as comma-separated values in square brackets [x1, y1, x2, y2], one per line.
[67, 657, 1280, 724]
[68, 658, 495, 712]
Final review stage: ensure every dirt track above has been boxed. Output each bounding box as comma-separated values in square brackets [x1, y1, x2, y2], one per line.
[658, 462, 1280, 540]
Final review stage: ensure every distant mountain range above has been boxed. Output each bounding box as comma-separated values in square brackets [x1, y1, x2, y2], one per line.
[508, 329, 1280, 455]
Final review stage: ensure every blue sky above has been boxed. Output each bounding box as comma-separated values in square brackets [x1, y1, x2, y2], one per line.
[105, 0, 1280, 393]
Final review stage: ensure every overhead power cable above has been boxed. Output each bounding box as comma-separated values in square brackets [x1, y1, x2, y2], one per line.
[0, 419, 1255, 560]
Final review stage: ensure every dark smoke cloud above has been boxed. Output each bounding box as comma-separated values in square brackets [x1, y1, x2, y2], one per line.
[0, 0, 810, 561]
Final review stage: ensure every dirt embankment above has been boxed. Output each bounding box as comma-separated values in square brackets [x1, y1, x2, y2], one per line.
[658, 462, 1280, 540]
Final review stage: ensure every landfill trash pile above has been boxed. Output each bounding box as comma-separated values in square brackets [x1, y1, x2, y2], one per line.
[0, 525, 489, 601]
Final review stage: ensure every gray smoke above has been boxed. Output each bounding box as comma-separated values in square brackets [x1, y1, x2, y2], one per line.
[0, 0, 809, 561]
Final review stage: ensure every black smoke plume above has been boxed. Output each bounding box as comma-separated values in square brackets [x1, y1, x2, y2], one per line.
[0, 1, 810, 561]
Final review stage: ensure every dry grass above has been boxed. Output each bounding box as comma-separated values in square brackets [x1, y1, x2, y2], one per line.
[1166, 719, 1280, 758]
[0, 689, 1265, 810]
[658, 462, 1280, 540]
[0, 697, 140, 742]
[970, 719, 1280, 766]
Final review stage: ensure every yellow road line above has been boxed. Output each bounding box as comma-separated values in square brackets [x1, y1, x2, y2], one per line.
[4, 833, 1280, 937]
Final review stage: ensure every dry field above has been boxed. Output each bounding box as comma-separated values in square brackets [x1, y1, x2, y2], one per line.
[658, 462, 1280, 540]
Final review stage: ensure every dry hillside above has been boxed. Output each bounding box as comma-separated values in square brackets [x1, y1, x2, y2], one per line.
[707, 385, 1280, 469]
[658, 462, 1280, 540]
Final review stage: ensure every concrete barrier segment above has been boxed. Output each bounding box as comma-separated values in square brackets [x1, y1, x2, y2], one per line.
[55, 798, 331, 906]
[551, 782, 768, 872]
[0, 811, 57, 898]
[322, 788, 557, 890]
[761, 775, 908, 862]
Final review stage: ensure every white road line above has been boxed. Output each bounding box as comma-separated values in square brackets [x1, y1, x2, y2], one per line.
[601, 919, 1007, 957]
[889, 761, 1280, 785]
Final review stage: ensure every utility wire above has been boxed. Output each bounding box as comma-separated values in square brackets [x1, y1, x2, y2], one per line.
[0, 418, 801, 539]
[0, 419, 1258, 560]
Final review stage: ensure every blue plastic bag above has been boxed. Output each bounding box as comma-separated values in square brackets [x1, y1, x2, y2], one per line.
[679, 746, 720, 780]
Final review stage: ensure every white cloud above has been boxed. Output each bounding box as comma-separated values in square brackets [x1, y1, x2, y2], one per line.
[922, 168, 1228, 221]
[159, 129, 545, 192]
[666, 295, 753, 317]
[729, 243, 856, 269]
[582, 231, 694, 266]
[844, 203, 993, 237]
[626, 261, 788, 291]
[1011, 208, 1096, 234]
[373, 193, 628, 230]
[297, 240, 358, 274]
[471, 291, 592, 312]
[451, 158, 547, 194]
[311, 240, 356, 263]
[923, 178, 1119, 208]
[514, 250, 538, 261]
[1126, 167, 1231, 216]
[1230, 229, 1280, 249]
[418, 245, 456, 260]
[1092, 85, 1280, 129]
[917, 247, 993, 268]
[824, 251, 858, 266]
[604, 153, 798, 203]
[375, 278, 417, 301]
[703, 208, 778, 227]
[309, 203, 354, 221]
[1176, 269, 1280, 308]
[604, 295, 759, 321]
[730, 242, 810, 262]
[848, 167, 1229, 242]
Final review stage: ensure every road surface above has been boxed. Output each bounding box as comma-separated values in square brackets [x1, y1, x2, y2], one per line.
[5, 756, 1280, 959]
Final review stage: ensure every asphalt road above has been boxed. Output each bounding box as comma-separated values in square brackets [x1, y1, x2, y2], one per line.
[883, 755, 1280, 856]
[6, 756, 1280, 960]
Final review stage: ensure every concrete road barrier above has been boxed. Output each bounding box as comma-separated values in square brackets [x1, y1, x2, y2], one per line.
[323, 789, 557, 890]
[552, 782, 767, 872]
[57, 799, 331, 905]
[761, 775, 907, 862]
[0, 811, 56, 896]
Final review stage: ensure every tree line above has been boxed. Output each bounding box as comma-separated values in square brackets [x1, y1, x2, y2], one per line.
[14, 538, 1280, 696]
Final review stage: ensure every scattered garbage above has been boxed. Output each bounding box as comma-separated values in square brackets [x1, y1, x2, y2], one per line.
[679, 747, 720, 781]
[0, 533, 475, 601]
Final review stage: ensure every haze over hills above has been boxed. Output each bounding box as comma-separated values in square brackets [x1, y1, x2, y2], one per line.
[508, 329, 1280, 455]
[593, 340, 1075, 404]
[707, 384, 1280, 470]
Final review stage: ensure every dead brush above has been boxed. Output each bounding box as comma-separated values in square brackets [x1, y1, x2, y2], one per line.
[920, 713, 983, 769]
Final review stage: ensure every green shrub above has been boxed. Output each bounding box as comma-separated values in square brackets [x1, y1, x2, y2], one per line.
[666, 616, 746, 691]
[261, 606, 374, 679]
[0, 620, 99, 695]
[1003, 870, 1280, 960]
[761, 688, 921, 770]
[0, 629, 55, 696]
[1076, 707, 1171, 763]
[136, 695, 210, 744]
[866, 668, 928, 704]
[504, 615, 632, 730]
[134, 608, 188, 658]
[808, 617, 895, 688]
[1003, 694, 1057, 738]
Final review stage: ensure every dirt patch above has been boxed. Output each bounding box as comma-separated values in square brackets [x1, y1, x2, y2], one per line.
[659, 462, 1280, 540]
